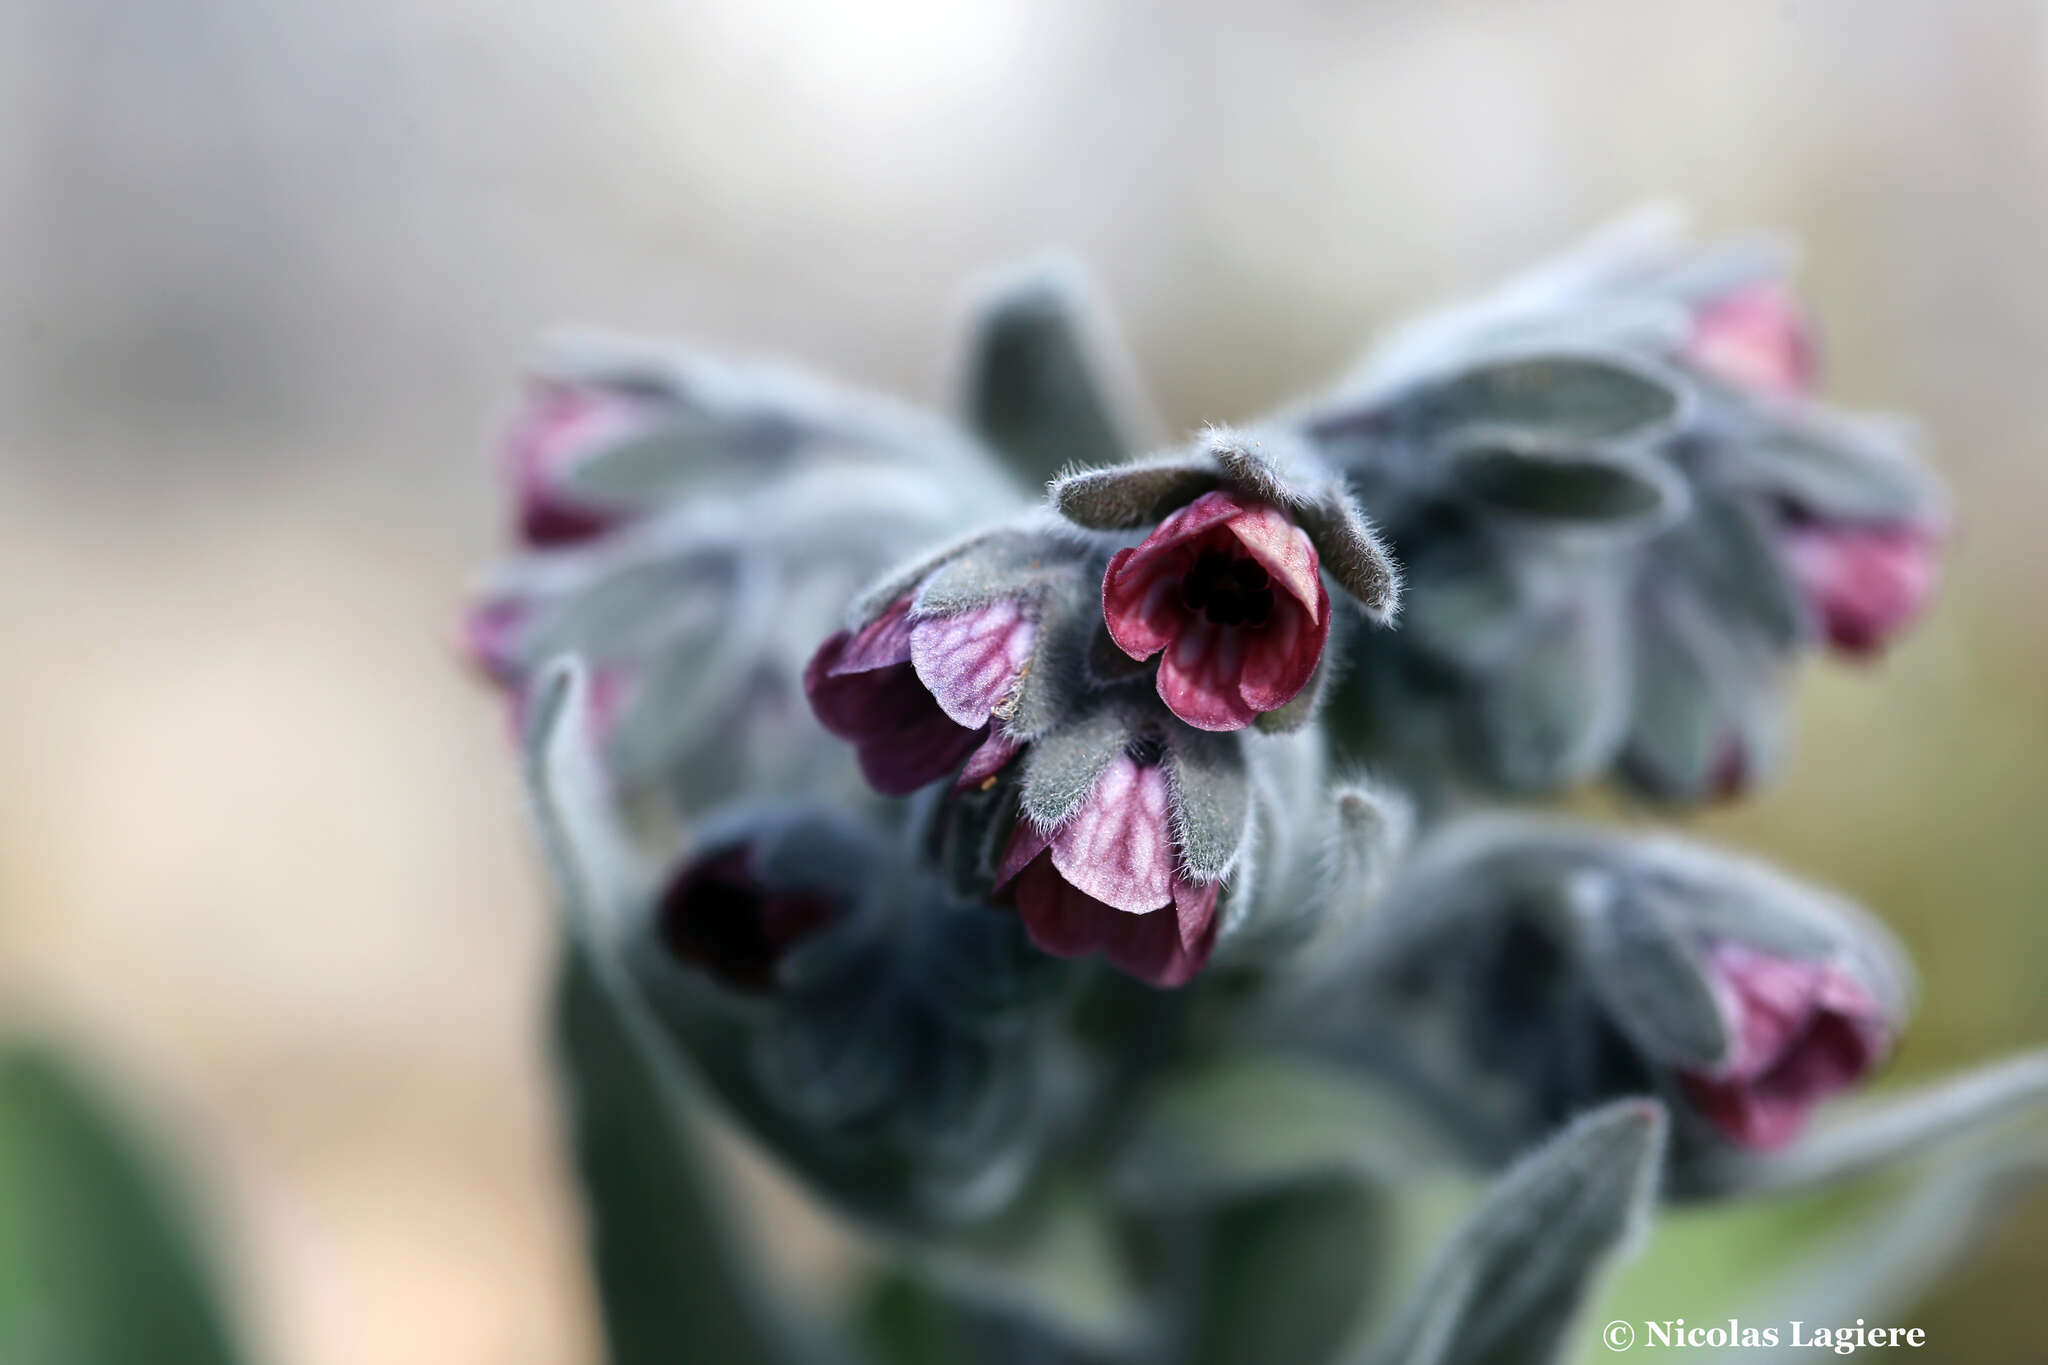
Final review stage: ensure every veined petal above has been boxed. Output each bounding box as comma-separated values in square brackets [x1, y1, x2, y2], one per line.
[1155, 618, 1259, 731]
[1102, 545, 1190, 661]
[1015, 855, 1117, 959]
[1048, 754, 1176, 913]
[832, 597, 918, 674]
[910, 600, 1037, 728]
[1234, 581, 1330, 714]
[1221, 501, 1324, 615]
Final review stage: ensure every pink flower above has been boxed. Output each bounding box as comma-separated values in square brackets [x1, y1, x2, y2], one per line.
[656, 845, 838, 994]
[992, 753, 1221, 988]
[1678, 942, 1892, 1150]
[804, 598, 1035, 795]
[1781, 522, 1942, 658]
[1684, 282, 1819, 399]
[505, 381, 666, 548]
[1101, 490, 1331, 732]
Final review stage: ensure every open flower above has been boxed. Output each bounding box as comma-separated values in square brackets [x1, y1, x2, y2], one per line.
[656, 842, 840, 994]
[1682, 281, 1819, 400]
[805, 597, 1036, 796]
[504, 380, 667, 548]
[1678, 941, 1893, 1150]
[1102, 490, 1331, 731]
[992, 749, 1221, 988]
[1780, 521, 1942, 658]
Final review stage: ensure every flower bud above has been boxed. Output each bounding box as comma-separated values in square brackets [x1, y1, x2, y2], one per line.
[1682, 281, 1819, 399]
[1270, 818, 1910, 1168]
[1780, 521, 1942, 658]
[504, 380, 668, 548]
[1678, 941, 1891, 1150]
[656, 843, 841, 994]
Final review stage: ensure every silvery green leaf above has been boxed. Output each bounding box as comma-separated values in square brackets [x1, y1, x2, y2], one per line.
[553, 941, 843, 1365]
[1446, 441, 1686, 531]
[958, 258, 1157, 486]
[1208, 426, 1325, 509]
[1677, 1049, 2048, 1201]
[1114, 1054, 1452, 1209]
[1617, 589, 1780, 804]
[1182, 1177, 1387, 1365]
[917, 902, 1072, 1032]
[1576, 886, 1727, 1072]
[1409, 355, 1684, 447]
[1051, 458, 1223, 530]
[912, 1176, 1149, 1357]
[0, 1046, 246, 1365]
[1165, 727, 1252, 881]
[1720, 410, 1941, 526]
[1355, 1101, 1667, 1365]
[524, 666, 835, 1365]
[1297, 489, 1403, 619]
[1468, 592, 1630, 792]
[894, 1029, 1035, 1171]
[1396, 541, 1528, 672]
[1660, 493, 1805, 649]
[755, 974, 913, 1129]
[846, 527, 1006, 629]
[1019, 706, 1130, 830]
[1695, 1141, 2048, 1364]
[910, 534, 1083, 621]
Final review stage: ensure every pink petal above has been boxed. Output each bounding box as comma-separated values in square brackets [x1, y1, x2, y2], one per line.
[1680, 942, 1891, 1150]
[910, 600, 1037, 728]
[509, 384, 662, 547]
[1234, 581, 1330, 714]
[1048, 754, 1175, 913]
[1102, 545, 1191, 661]
[993, 819, 1055, 891]
[1782, 524, 1941, 658]
[460, 596, 531, 687]
[955, 730, 1024, 792]
[1220, 503, 1324, 615]
[1155, 617, 1259, 731]
[832, 598, 919, 674]
[1684, 282, 1819, 399]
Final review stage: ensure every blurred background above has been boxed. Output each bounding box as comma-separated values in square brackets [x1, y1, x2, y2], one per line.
[3, 0, 2045, 1360]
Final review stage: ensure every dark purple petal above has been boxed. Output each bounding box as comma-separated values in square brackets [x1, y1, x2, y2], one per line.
[656, 846, 837, 993]
[508, 383, 663, 548]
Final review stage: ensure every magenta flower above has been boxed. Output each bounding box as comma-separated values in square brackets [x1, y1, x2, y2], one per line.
[1683, 281, 1819, 400]
[1678, 942, 1892, 1150]
[805, 597, 1036, 795]
[656, 845, 838, 994]
[1781, 522, 1942, 658]
[1101, 490, 1331, 732]
[992, 752, 1221, 988]
[505, 381, 665, 548]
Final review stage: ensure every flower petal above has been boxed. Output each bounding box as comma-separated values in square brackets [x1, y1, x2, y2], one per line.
[1234, 580, 1331, 714]
[1048, 754, 1176, 913]
[1154, 617, 1259, 731]
[910, 600, 1037, 727]
[832, 598, 919, 674]
[1101, 545, 1190, 661]
[1222, 501, 1324, 615]
[993, 819, 1055, 891]
[1014, 854, 1118, 959]
[1099, 877, 1221, 987]
[1685, 282, 1818, 399]
[955, 730, 1024, 792]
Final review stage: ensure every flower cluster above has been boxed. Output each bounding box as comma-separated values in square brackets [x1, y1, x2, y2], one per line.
[466, 233, 2047, 1365]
